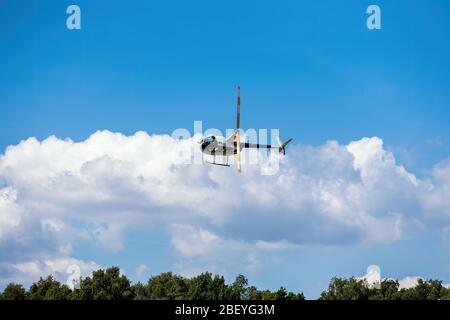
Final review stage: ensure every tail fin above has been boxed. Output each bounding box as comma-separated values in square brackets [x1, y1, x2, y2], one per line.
[278, 138, 293, 155]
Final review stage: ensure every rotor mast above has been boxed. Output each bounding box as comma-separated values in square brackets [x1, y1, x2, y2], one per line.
[236, 86, 242, 173]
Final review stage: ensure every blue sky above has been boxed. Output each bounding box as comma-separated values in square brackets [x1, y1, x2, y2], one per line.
[1, 0, 450, 298]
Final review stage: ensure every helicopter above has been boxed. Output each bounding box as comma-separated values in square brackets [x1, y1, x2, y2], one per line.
[199, 86, 292, 173]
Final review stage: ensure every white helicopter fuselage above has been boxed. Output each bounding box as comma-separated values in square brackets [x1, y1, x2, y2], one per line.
[200, 134, 289, 157]
[200, 135, 237, 156]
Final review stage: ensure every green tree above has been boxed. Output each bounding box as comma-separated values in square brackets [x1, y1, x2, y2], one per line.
[146, 272, 189, 300]
[369, 279, 400, 300]
[228, 275, 248, 300]
[243, 286, 263, 300]
[285, 290, 305, 300]
[72, 267, 134, 300]
[441, 285, 450, 300]
[260, 289, 277, 300]
[188, 272, 230, 300]
[27, 276, 72, 300]
[131, 282, 149, 300]
[7, 267, 450, 301]
[398, 279, 448, 300]
[320, 277, 371, 300]
[257, 287, 305, 300]
[1, 283, 27, 300]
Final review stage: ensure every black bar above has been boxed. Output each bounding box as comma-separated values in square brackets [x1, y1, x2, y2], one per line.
[1, 300, 448, 319]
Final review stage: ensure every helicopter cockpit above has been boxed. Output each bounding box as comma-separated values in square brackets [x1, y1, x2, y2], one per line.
[201, 136, 216, 150]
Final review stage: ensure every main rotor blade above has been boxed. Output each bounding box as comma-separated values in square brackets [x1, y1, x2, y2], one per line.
[236, 85, 241, 130]
[236, 85, 242, 173]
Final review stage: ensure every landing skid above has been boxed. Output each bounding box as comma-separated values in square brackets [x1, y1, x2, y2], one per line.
[206, 162, 230, 167]
[203, 154, 231, 167]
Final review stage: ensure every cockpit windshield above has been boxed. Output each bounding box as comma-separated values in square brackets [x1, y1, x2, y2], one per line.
[201, 136, 216, 149]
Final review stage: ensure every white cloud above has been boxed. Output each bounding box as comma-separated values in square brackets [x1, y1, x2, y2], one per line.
[1, 130, 450, 281]
[136, 264, 149, 281]
[0, 187, 23, 241]
[398, 276, 422, 290]
[397, 276, 450, 290]
[0, 257, 100, 288]
[169, 224, 267, 277]
[170, 224, 220, 258]
[92, 224, 125, 252]
[255, 240, 294, 251]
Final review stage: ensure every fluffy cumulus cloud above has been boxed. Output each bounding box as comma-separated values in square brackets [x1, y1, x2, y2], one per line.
[398, 276, 423, 290]
[1, 130, 450, 284]
[358, 272, 445, 291]
[0, 257, 100, 288]
[136, 264, 149, 281]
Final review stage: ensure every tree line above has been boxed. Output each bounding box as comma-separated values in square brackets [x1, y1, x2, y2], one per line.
[1, 267, 449, 300]
[0, 267, 304, 300]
